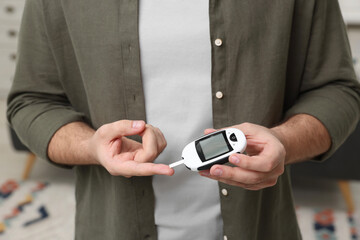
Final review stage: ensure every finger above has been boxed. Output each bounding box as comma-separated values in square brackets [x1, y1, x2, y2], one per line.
[199, 171, 278, 190]
[228, 150, 283, 173]
[199, 172, 253, 188]
[120, 137, 142, 152]
[199, 173, 249, 188]
[109, 161, 174, 176]
[208, 164, 269, 185]
[152, 126, 167, 153]
[99, 120, 146, 141]
[222, 178, 278, 190]
[135, 125, 163, 162]
[231, 122, 264, 136]
[109, 138, 122, 156]
[198, 169, 210, 176]
[204, 128, 217, 135]
[244, 139, 266, 156]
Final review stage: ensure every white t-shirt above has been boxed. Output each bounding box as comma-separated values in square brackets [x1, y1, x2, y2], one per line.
[139, 0, 223, 239]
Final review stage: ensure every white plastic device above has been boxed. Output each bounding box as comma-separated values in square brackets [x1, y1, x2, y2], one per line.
[169, 128, 247, 171]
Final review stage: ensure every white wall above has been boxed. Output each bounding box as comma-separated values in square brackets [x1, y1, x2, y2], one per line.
[348, 27, 360, 80]
[0, 0, 25, 99]
[339, 0, 360, 25]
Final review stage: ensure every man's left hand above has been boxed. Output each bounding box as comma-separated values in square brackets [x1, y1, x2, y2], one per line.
[199, 123, 286, 190]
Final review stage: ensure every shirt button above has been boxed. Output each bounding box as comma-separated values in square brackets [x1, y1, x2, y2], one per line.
[224, 235, 228, 240]
[221, 188, 228, 196]
[216, 91, 224, 99]
[215, 38, 223, 47]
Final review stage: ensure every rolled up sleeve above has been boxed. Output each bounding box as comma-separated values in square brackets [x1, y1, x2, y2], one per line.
[285, 0, 360, 160]
[6, 0, 85, 165]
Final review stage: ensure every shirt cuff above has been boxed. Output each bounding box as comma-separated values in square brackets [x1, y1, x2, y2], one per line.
[11, 107, 85, 168]
[284, 86, 360, 161]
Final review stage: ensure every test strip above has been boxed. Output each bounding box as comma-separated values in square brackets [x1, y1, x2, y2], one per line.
[169, 159, 185, 169]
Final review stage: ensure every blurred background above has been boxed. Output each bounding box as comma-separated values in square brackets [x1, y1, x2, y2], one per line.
[0, 0, 360, 239]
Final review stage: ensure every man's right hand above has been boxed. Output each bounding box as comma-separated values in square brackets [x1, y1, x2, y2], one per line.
[48, 120, 174, 177]
[87, 120, 174, 177]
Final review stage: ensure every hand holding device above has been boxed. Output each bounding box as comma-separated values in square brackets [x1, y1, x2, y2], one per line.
[199, 123, 285, 190]
[169, 128, 247, 171]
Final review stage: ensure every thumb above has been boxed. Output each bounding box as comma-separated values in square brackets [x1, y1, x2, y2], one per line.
[101, 120, 146, 140]
[204, 128, 217, 135]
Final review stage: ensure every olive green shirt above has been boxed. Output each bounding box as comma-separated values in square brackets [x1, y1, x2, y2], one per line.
[7, 0, 360, 239]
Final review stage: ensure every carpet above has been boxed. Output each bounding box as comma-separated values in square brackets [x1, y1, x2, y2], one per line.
[0, 179, 359, 240]
[296, 206, 359, 240]
[0, 179, 75, 240]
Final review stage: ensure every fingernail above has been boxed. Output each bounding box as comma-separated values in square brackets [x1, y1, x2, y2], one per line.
[213, 168, 223, 176]
[199, 171, 210, 176]
[132, 120, 143, 129]
[167, 169, 174, 176]
[230, 155, 240, 164]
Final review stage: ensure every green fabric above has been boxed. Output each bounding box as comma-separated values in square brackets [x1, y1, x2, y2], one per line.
[7, 0, 360, 239]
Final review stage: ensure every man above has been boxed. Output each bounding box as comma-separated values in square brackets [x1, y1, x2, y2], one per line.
[7, 0, 360, 239]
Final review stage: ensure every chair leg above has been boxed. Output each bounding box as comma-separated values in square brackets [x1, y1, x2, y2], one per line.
[338, 180, 355, 214]
[22, 153, 36, 180]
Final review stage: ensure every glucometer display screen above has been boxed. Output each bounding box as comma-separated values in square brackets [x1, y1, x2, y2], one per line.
[197, 132, 232, 162]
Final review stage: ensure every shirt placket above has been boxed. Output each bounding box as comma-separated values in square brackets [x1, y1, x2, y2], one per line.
[119, 1, 156, 240]
[209, 1, 231, 240]
[209, 0, 228, 130]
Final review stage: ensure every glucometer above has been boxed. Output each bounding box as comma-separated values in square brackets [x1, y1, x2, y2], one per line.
[169, 128, 247, 171]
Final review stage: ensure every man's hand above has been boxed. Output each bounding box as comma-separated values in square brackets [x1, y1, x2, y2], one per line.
[199, 114, 331, 190]
[49, 120, 174, 177]
[199, 123, 285, 190]
[87, 120, 174, 177]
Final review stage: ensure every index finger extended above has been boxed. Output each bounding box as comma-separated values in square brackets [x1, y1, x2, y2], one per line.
[111, 161, 174, 177]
